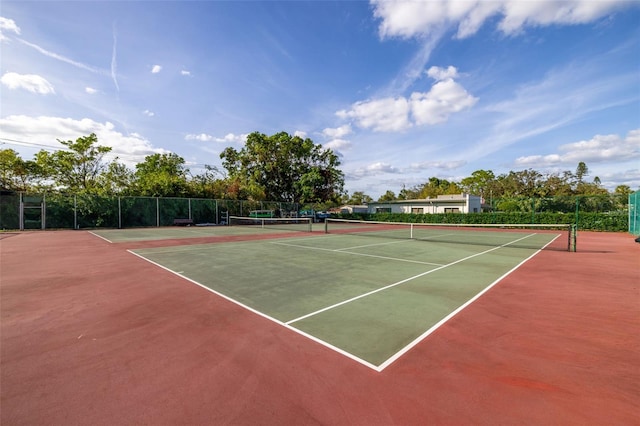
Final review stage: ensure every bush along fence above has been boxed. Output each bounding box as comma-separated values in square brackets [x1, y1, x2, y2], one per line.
[338, 194, 630, 233]
[0, 193, 300, 230]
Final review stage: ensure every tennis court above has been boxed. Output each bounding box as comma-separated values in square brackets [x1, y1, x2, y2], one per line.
[127, 220, 566, 369]
[2, 224, 638, 425]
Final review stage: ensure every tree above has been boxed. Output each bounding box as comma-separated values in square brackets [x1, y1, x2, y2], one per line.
[417, 177, 462, 198]
[575, 161, 589, 184]
[0, 149, 40, 192]
[133, 153, 189, 197]
[96, 160, 134, 196]
[343, 191, 372, 205]
[460, 169, 496, 199]
[614, 185, 632, 196]
[220, 131, 344, 203]
[36, 133, 113, 193]
[378, 190, 396, 202]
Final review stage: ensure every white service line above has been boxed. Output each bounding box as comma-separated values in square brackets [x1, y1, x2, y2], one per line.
[269, 240, 445, 267]
[285, 233, 536, 326]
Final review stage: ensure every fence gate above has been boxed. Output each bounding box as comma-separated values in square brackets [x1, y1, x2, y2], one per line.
[20, 194, 45, 230]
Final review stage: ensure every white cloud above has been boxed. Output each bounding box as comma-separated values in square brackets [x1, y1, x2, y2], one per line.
[371, 0, 631, 40]
[351, 162, 401, 178]
[337, 97, 411, 132]
[185, 133, 213, 142]
[142, 110, 155, 117]
[151, 65, 162, 74]
[293, 130, 307, 138]
[186, 132, 247, 144]
[410, 79, 478, 126]
[324, 139, 352, 151]
[338, 68, 477, 132]
[322, 124, 352, 139]
[0, 115, 168, 166]
[0, 17, 21, 42]
[515, 129, 640, 167]
[181, 70, 191, 76]
[1, 72, 55, 94]
[85, 87, 98, 94]
[410, 160, 467, 171]
[426, 65, 459, 82]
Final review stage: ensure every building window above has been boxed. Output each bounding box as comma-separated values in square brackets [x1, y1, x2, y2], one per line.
[376, 207, 392, 213]
[411, 207, 424, 214]
[444, 208, 460, 213]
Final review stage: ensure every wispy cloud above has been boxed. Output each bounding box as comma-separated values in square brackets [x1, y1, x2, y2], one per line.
[18, 38, 105, 75]
[142, 110, 154, 117]
[515, 129, 640, 167]
[185, 132, 248, 144]
[85, 87, 98, 94]
[111, 22, 119, 92]
[0, 16, 21, 42]
[151, 65, 162, 74]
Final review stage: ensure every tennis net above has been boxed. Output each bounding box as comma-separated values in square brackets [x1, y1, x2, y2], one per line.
[324, 218, 576, 251]
[229, 215, 313, 232]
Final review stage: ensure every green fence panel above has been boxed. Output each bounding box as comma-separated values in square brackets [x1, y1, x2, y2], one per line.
[630, 191, 639, 235]
[0, 193, 20, 230]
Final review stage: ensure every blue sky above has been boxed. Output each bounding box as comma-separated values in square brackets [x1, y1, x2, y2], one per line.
[1, 0, 639, 198]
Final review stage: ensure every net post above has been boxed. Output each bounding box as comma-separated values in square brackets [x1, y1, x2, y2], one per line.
[571, 224, 577, 252]
[324, 219, 329, 234]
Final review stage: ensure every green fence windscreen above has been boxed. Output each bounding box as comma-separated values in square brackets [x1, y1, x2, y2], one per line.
[630, 191, 639, 236]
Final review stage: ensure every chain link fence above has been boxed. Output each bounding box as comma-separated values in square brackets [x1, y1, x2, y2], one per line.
[0, 192, 300, 230]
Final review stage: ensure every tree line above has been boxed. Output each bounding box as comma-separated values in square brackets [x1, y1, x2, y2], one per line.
[0, 132, 344, 205]
[1, 132, 635, 208]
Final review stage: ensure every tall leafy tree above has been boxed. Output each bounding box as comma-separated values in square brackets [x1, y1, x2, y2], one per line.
[460, 169, 496, 199]
[378, 190, 396, 202]
[0, 149, 40, 192]
[35, 133, 112, 193]
[220, 131, 344, 203]
[134, 153, 189, 197]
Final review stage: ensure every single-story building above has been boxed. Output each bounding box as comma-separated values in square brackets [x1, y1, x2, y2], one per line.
[367, 193, 483, 214]
[336, 205, 369, 214]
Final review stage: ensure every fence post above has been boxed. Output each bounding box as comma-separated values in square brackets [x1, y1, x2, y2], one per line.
[19, 192, 24, 231]
[118, 197, 122, 229]
[74, 194, 77, 229]
[156, 197, 160, 227]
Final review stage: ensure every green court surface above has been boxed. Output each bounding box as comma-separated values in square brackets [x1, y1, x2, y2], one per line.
[130, 229, 560, 370]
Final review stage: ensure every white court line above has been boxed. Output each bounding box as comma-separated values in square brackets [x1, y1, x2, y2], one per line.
[88, 231, 113, 243]
[129, 231, 551, 372]
[285, 233, 537, 326]
[269, 240, 445, 267]
[377, 232, 562, 371]
[127, 248, 382, 371]
[335, 239, 414, 251]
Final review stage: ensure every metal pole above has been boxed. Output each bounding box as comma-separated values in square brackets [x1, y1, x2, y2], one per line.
[42, 193, 46, 230]
[19, 192, 24, 231]
[74, 194, 77, 229]
[118, 197, 122, 229]
[156, 197, 160, 227]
